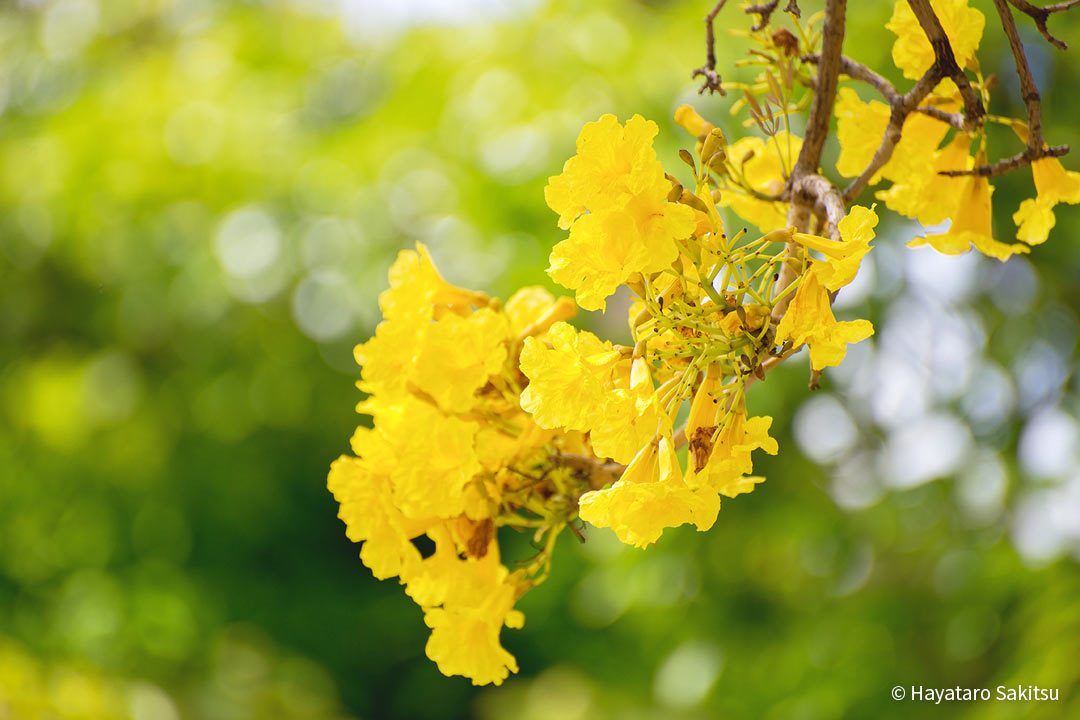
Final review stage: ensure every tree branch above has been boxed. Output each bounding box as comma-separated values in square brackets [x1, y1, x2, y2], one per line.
[905, 0, 986, 125]
[936, 0, 1071, 177]
[994, 0, 1045, 153]
[938, 144, 1069, 176]
[773, 0, 845, 321]
[794, 174, 845, 241]
[842, 63, 942, 203]
[806, 53, 969, 130]
[693, 1, 730, 95]
[1005, 0, 1080, 50]
[791, 0, 847, 181]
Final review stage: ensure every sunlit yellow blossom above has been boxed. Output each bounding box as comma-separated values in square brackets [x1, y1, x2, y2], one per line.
[356, 243, 500, 405]
[519, 322, 620, 431]
[545, 114, 667, 228]
[775, 267, 874, 371]
[1013, 155, 1080, 245]
[717, 132, 802, 232]
[909, 172, 1029, 260]
[834, 88, 950, 188]
[887, 0, 985, 80]
[877, 132, 972, 225]
[588, 357, 664, 464]
[352, 397, 482, 520]
[504, 286, 577, 337]
[834, 88, 889, 179]
[418, 533, 524, 686]
[380, 243, 486, 322]
[548, 193, 695, 311]
[327, 455, 430, 580]
[544, 114, 696, 310]
[688, 412, 778, 494]
[411, 309, 510, 412]
[792, 205, 878, 292]
[577, 438, 721, 547]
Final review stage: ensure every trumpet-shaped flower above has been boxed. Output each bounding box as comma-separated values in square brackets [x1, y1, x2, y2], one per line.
[548, 192, 695, 311]
[792, 205, 878, 292]
[834, 88, 950, 188]
[414, 529, 525, 686]
[326, 455, 431, 580]
[687, 412, 778, 494]
[544, 115, 696, 311]
[577, 438, 721, 547]
[877, 132, 972, 226]
[909, 172, 1029, 261]
[1013, 155, 1080, 245]
[352, 397, 482, 520]
[775, 267, 875, 371]
[519, 322, 621, 431]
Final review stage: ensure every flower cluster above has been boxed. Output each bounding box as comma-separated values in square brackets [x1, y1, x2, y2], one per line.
[836, 0, 1080, 258]
[522, 111, 876, 549]
[329, 0, 1073, 686]
[328, 245, 596, 686]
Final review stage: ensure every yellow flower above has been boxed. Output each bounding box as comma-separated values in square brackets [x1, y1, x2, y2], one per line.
[588, 357, 664, 464]
[547, 193, 695, 311]
[775, 267, 874, 371]
[412, 308, 510, 413]
[687, 412, 778, 495]
[545, 114, 668, 227]
[1013, 155, 1080, 245]
[834, 88, 950, 186]
[414, 528, 525, 686]
[834, 88, 889, 179]
[877, 132, 972, 226]
[519, 322, 620, 431]
[326, 455, 430, 580]
[355, 243, 504, 408]
[717, 132, 802, 232]
[887, 0, 985, 80]
[544, 114, 696, 311]
[379, 243, 486, 322]
[503, 286, 577, 337]
[577, 438, 720, 547]
[908, 172, 1030, 260]
[352, 397, 482, 520]
[792, 205, 878, 292]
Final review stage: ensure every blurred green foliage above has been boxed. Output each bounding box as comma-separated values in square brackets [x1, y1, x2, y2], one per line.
[1, 1, 1080, 718]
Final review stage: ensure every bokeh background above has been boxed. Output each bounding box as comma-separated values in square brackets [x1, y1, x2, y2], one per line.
[2, 0, 1080, 718]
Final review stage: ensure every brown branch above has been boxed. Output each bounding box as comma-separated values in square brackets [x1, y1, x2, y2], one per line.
[932, 0, 1071, 177]
[693, 1, 730, 95]
[938, 144, 1069, 176]
[791, 0, 847, 182]
[772, 0, 845, 321]
[746, 0, 780, 30]
[794, 174, 845, 241]
[994, 0, 1045, 153]
[905, 0, 986, 125]
[806, 53, 968, 130]
[915, 105, 967, 129]
[1006, 0, 1080, 50]
[842, 63, 942, 203]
